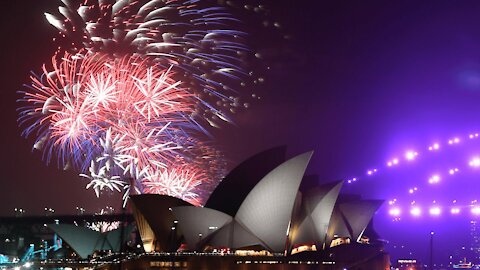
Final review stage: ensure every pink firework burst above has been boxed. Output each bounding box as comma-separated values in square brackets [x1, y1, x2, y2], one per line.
[19, 0, 268, 204]
[19, 53, 108, 167]
[110, 121, 182, 179]
[18, 52, 195, 173]
[85, 71, 118, 109]
[44, 0, 254, 128]
[139, 137, 227, 205]
[142, 165, 208, 206]
[131, 66, 184, 122]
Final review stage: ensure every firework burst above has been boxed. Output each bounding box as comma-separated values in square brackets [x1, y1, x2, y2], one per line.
[18, 0, 269, 205]
[45, 0, 252, 127]
[18, 52, 192, 171]
[142, 166, 205, 206]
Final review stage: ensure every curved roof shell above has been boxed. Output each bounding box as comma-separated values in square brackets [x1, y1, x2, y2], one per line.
[130, 194, 191, 252]
[339, 200, 383, 242]
[291, 181, 343, 248]
[130, 150, 383, 255]
[205, 146, 287, 216]
[235, 151, 313, 252]
[171, 206, 232, 250]
[48, 224, 132, 259]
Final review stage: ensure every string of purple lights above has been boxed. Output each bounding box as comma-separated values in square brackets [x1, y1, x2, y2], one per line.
[343, 132, 480, 220]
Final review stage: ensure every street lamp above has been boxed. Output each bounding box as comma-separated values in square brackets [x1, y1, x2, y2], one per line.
[430, 231, 434, 270]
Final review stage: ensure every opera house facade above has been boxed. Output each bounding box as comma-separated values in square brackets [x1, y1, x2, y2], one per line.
[126, 149, 390, 269]
[50, 147, 390, 269]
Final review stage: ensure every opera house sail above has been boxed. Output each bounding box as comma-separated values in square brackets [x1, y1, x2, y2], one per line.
[45, 149, 388, 269]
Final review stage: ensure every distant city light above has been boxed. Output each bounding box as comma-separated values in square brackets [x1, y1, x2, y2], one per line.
[451, 208, 461, 214]
[347, 177, 357, 184]
[429, 207, 441, 216]
[469, 157, 480, 167]
[428, 175, 441, 184]
[449, 138, 460, 145]
[410, 207, 421, 216]
[389, 208, 401, 217]
[472, 207, 480, 215]
[341, 131, 480, 220]
[428, 143, 440, 151]
[387, 158, 399, 167]
[405, 151, 418, 161]
[385, 201, 480, 218]
[448, 168, 459, 175]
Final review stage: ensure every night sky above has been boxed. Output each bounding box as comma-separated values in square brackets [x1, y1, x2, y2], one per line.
[3, 0, 480, 266]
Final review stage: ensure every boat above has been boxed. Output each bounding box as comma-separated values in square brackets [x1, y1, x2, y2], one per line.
[453, 258, 474, 269]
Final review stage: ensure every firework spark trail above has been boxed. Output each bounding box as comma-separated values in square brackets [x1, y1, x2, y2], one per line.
[18, 0, 272, 205]
[142, 166, 205, 206]
[44, 0, 251, 127]
[80, 160, 127, 198]
[18, 52, 210, 203]
[19, 52, 192, 167]
[19, 53, 109, 170]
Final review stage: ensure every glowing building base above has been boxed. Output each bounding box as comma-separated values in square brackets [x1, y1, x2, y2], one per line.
[96, 243, 390, 270]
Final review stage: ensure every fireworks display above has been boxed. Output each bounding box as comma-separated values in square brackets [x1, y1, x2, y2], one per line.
[17, 0, 260, 206]
[86, 206, 120, 232]
[44, 0, 254, 127]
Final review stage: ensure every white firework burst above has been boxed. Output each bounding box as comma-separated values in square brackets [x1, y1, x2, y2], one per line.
[81, 160, 127, 197]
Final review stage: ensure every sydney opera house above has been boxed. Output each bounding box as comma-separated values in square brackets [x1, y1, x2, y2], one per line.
[49, 147, 390, 269]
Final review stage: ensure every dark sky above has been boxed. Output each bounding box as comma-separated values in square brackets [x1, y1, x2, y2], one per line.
[3, 0, 480, 266]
